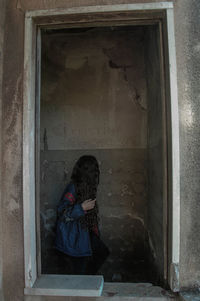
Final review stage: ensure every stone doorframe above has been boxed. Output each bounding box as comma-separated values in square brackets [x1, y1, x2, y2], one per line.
[23, 2, 180, 296]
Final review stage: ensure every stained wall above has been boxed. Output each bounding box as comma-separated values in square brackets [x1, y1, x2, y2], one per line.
[40, 27, 148, 282]
[174, 0, 200, 289]
[145, 26, 165, 283]
[0, 0, 6, 300]
[0, 0, 200, 300]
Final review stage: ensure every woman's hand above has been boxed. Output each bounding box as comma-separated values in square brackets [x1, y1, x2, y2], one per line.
[81, 199, 96, 211]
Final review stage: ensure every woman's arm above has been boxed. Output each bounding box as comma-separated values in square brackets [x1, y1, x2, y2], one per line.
[57, 183, 85, 220]
[58, 183, 96, 221]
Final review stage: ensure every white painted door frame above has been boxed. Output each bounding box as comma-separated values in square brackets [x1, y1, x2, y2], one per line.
[23, 2, 180, 295]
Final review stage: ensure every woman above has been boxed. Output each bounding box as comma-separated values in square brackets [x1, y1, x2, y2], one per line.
[55, 155, 109, 275]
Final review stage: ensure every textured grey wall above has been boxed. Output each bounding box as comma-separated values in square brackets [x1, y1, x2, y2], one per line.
[1, 0, 200, 300]
[1, 1, 24, 301]
[40, 27, 149, 282]
[145, 26, 165, 283]
[174, 0, 200, 289]
[0, 0, 6, 299]
[40, 28, 147, 150]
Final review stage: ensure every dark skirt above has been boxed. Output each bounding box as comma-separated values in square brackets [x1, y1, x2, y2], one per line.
[56, 231, 109, 275]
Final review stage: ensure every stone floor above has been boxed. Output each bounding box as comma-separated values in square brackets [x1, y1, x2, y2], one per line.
[26, 277, 178, 300]
[179, 291, 200, 301]
[102, 282, 177, 300]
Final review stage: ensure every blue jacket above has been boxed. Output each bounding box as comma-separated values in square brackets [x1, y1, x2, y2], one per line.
[55, 182, 92, 257]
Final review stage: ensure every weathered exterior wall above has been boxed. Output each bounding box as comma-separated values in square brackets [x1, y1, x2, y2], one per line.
[174, 0, 200, 290]
[1, 1, 25, 301]
[0, 0, 200, 300]
[16, 0, 172, 11]
[40, 27, 148, 282]
[0, 1, 6, 300]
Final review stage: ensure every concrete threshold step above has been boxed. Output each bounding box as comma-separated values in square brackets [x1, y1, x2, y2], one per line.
[24, 275, 178, 300]
[102, 282, 177, 300]
[25, 274, 104, 296]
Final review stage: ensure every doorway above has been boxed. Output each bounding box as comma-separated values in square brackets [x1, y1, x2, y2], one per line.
[23, 3, 180, 295]
[39, 24, 167, 285]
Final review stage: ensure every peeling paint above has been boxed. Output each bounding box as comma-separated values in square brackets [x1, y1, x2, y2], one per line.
[6, 74, 22, 136]
[148, 232, 157, 261]
[65, 55, 88, 70]
[108, 59, 132, 69]
[128, 215, 145, 226]
[193, 42, 200, 53]
[7, 198, 20, 212]
[40, 209, 57, 237]
[127, 84, 147, 111]
[108, 168, 112, 174]
[170, 263, 180, 292]
[121, 184, 134, 197]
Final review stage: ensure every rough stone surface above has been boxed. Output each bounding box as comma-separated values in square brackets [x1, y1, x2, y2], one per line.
[174, 0, 200, 290]
[180, 291, 200, 301]
[17, 0, 173, 11]
[1, 1, 25, 301]
[25, 282, 177, 300]
[0, 1, 6, 300]
[24, 297, 177, 301]
[102, 282, 176, 298]
[24, 283, 177, 300]
[0, 0, 200, 300]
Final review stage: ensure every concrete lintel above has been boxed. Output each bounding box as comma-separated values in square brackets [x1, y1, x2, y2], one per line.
[25, 2, 173, 18]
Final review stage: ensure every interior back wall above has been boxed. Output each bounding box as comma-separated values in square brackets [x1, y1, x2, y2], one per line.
[40, 27, 148, 281]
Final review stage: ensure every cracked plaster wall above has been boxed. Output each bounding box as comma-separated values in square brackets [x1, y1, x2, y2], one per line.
[145, 26, 165, 283]
[0, 0, 200, 300]
[40, 27, 149, 282]
[174, 0, 200, 289]
[0, 0, 6, 300]
[40, 27, 147, 151]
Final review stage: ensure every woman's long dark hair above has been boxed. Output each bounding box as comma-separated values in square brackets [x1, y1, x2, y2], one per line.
[71, 155, 100, 230]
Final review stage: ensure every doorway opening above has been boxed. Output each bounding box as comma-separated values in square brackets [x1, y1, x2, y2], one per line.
[39, 24, 167, 285]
